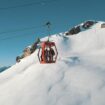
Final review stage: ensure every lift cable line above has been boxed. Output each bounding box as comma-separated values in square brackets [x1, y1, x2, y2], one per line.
[0, 0, 59, 10]
[0, 25, 43, 37]
[0, 21, 53, 41]
[0, 33, 33, 41]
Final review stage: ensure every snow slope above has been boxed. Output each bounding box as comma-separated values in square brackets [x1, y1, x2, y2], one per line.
[0, 21, 105, 105]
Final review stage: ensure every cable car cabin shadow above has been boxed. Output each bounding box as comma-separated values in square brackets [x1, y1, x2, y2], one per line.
[38, 41, 58, 64]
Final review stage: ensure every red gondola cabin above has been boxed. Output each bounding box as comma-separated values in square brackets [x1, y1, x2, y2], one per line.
[38, 41, 58, 64]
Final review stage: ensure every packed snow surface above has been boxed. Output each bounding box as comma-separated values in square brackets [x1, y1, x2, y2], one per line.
[0, 22, 105, 105]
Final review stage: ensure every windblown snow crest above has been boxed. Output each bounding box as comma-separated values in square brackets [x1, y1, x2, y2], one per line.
[0, 21, 105, 105]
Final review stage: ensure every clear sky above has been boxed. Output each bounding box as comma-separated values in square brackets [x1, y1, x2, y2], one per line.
[0, 0, 105, 66]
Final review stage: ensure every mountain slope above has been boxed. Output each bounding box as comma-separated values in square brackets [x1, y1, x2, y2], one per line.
[0, 21, 105, 105]
[0, 66, 10, 73]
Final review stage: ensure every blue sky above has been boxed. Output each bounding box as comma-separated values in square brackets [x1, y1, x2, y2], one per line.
[0, 0, 105, 66]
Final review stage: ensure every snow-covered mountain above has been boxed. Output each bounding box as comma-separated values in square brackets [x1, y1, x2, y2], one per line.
[0, 66, 10, 73]
[0, 21, 105, 105]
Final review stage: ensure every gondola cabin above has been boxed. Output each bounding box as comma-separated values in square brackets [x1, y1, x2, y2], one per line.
[38, 41, 58, 64]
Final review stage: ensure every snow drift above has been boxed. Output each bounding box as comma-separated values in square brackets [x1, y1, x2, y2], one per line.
[0, 21, 105, 105]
